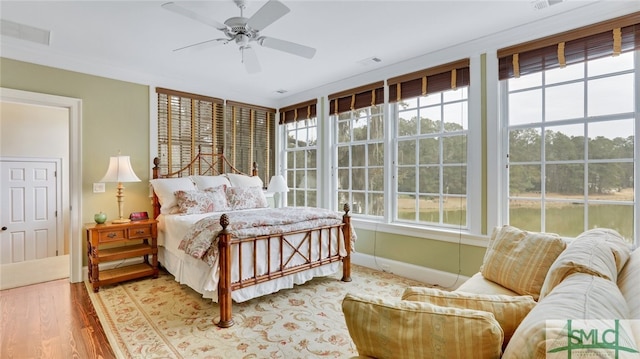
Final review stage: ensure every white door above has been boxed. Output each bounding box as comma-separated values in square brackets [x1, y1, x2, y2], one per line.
[0, 160, 59, 264]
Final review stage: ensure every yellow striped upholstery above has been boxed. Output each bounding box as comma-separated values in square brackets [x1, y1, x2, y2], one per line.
[502, 273, 632, 359]
[401, 287, 535, 347]
[539, 228, 631, 300]
[342, 293, 503, 359]
[618, 249, 640, 319]
[481, 225, 566, 300]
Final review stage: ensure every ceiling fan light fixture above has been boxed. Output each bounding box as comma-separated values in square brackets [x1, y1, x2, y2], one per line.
[163, 0, 316, 73]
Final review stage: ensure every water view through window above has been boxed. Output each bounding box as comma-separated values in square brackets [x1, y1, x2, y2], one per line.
[505, 52, 635, 242]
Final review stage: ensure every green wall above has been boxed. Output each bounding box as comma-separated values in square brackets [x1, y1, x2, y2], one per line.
[1, 58, 151, 266]
[1, 57, 488, 276]
[352, 229, 486, 277]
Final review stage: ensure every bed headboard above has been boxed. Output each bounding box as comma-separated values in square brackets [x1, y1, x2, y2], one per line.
[151, 151, 258, 218]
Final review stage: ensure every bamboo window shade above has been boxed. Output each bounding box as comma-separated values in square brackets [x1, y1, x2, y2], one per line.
[156, 87, 224, 176]
[387, 59, 471, 102]
[328, 81, 385, 115]
[225, 101, 276, 181]
[280, 99, 317, 124]
[156, 88, 275, 180]
[498, 12, 640, 79]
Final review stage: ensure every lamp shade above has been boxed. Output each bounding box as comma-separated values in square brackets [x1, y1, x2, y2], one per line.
[267, 175, 289, 193]
[100, 155, 141, 183]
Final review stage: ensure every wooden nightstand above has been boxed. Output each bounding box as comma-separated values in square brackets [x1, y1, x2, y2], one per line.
[86, 219, 158, 292]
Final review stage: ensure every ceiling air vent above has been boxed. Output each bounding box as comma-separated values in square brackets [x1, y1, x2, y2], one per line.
[531, 0, 564, 10]
[1, 19, 50, 46]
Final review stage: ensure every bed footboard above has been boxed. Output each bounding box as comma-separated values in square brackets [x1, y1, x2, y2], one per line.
[216, 204, 352, 328]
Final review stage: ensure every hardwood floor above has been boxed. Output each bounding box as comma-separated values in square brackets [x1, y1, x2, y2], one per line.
[0, 279, 115, 359]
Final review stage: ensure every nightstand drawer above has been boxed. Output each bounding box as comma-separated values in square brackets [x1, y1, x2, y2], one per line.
[97, 229, 126, 242]
[128, 226, 152, 239]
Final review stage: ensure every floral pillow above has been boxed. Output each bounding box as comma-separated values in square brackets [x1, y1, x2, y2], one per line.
[226, 186, 268, 210]
[175, 185, 229, 214]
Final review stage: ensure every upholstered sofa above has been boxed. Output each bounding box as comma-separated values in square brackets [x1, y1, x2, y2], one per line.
[342, 226, 639, 358]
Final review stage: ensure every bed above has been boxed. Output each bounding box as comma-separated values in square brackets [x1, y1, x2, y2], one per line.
[150, 152, 353, 328]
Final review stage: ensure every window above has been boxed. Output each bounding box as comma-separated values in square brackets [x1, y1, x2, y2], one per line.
[331, 83, 385, 216]
[280, 100, 318, 207]
[389, 60, 471, 228]
[225, 101, 276, 182]
[156, 89, 276, 182]
[500, 16, 638, 243]
[156, 87, 224, 175]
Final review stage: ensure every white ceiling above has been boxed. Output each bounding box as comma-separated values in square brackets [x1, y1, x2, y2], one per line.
[1, 1, 639, 108]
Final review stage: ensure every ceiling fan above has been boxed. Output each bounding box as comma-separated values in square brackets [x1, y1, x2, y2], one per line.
[162, 0, 316, 74]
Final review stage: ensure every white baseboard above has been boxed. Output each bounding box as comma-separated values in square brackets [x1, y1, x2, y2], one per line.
[0, 255, 69, 290]
[351, 252, 469, 290]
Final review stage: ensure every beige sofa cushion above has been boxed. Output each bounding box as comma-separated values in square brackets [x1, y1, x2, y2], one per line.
[539, 228, 632, 300]
[342, 293, 503, 359]
[402, 287, 535, 346]
[456, 273, 520, 297]
[503, 273, 633, 359]
[618, 248, 640, 319]
[481, 225, 566, 300]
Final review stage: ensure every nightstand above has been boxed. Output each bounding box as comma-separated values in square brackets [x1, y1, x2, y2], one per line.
[86, 219, 158, 292]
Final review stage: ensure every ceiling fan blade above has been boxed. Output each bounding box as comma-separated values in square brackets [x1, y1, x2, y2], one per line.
[173, 38, 229, 52]
[246, 0, 289, 31]
[162, 2, 229, 31]
[241, 46, 261, 74]
[259, 36, 316, 59]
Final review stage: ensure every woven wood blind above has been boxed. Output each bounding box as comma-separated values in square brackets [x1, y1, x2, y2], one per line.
[225, 100, 276, 182]
[280, 99, 317, 124]
[387, 59, 471, 102]
[156, 87, 224, 175]
[498, 12, 640, 79]
[328, 81, 385, 115]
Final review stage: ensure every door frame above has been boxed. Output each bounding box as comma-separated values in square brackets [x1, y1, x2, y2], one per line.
[1, 87, 83, 283]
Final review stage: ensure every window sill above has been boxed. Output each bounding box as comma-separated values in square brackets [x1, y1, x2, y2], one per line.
[351, 218, 489, 248]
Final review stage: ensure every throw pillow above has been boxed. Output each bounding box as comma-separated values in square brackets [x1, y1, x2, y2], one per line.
[481, 225, 566, 300]
[174, 185, 230, 214]
[402, 286, 536, 347]
[226, 186, 268, 210]
[538, 228, 631, 300]
[342, 293, 503, 359]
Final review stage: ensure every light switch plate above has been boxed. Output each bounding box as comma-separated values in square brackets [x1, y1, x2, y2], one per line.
[93, 182, 105, 193]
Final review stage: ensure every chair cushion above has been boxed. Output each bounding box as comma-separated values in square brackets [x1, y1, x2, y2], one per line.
[539, 228, 631, 300]
[455, 273, 520, 297]
[342, 293, 503, 359]
[481, 225, 566, 300]
[402, 287, 535, 347]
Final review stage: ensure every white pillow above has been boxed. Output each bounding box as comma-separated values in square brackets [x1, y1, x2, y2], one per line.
[225, 173, 263, 188]
[150, 177, 197, 214]
[190, 175, 231, 190]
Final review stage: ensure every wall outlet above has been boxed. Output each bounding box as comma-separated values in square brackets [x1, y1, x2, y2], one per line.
[93, 182, 105, 193]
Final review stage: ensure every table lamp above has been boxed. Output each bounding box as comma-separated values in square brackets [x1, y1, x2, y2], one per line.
[100, 155, 141, 223]
[267, 174, 289, 208]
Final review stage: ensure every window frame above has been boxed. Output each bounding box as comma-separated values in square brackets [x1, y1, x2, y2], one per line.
[499, 48, 638, 245]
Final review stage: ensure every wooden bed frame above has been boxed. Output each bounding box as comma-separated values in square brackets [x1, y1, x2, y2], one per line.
[151, 152, 352, 328]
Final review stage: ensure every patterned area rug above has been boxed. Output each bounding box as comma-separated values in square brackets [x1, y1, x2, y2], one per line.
[87, 265, 430, 359]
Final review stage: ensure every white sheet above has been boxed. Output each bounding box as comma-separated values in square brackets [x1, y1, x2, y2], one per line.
[157, 211, 342, 302]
